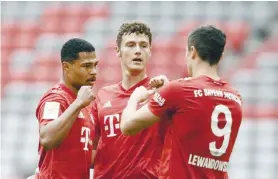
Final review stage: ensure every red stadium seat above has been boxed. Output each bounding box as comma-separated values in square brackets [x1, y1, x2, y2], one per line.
[2, 23, 18, 50]
[223, 21, 250, 52]
[59, 17, 84, 34]
[61, 4, 86, 19]
[33, 53, 60, 68]
[59, 5, 89, 33]
[99, 40, 119, 66]
[41, 5, 63, 21]
[1, 49, 12, 97]
[17, 22, 40, 35]
[177, 21, 200, 38]
[40, 17, 61, 34]
[40, 5, 63, 34]
[149, 51, 173, 67]
[105, 39, 117, 49]
[1, 49, 12, 65]
[2, 23, 18, 38]
[150, 38, 176, 67]
[16, 22, 40, 49]
[13, 33, 37, 49]
[9, 53, 61, 83]
[40, 4, 109, 34]
[1, 35, 13, 51]
[2, 22, 39, 49]
[32, 67, 61, 82]
[83, 3, 110, 19]
[151, 38, 172, 53]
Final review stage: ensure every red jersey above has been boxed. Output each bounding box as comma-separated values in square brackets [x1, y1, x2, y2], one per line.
[92, 77, 168, 179]
[148, 75, 243, 179]
[36, 83, 94, 179]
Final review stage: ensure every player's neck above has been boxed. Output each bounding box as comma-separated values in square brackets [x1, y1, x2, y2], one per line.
[193, 64, 219, 80]
[121, 70, 147, 90]
[60, 79, 78, 95]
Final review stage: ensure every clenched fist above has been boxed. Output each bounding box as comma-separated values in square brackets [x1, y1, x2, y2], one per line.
[75, 86, 96, 108]
[130, 86, 155, 104]
[149, 75, 169, 89]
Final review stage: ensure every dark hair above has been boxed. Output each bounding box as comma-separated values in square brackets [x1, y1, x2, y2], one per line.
[61, 38, 95, 62]
[116, 21, 152, 48]
[188, 25, 226, 66]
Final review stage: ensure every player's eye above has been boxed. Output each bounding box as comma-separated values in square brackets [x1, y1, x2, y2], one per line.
[127, 43, 135, 47]
[83, 64, 92, 68]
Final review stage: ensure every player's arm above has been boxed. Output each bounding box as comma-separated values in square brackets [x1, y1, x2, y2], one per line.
[121, 99, 160, 136]
[121, 86, 161, 135]
[39, 86, 95, 150]
[121, 82, 177, 136]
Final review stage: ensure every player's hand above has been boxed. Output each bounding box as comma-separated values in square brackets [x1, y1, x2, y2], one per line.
[76, 86, 96, 108]
[149, 75, 169, 89]
[130, 86, 155, 104]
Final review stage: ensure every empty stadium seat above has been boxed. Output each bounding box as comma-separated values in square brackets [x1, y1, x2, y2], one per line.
[35, 33, 60, 53]
[224, 21, 250, 52]
[9, 50, 35, 74]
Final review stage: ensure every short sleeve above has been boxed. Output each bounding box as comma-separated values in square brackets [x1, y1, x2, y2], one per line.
[91, 96, 100, 137]
[36, 94, 67, 128]
[148, 81, 180, 118]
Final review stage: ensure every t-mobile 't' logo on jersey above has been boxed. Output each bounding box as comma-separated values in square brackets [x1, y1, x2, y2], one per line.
[104, 114, 120, 137]
[80, 127, 91, 151]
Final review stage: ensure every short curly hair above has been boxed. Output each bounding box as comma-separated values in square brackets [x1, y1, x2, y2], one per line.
[116, 21, 152, 48]
[61, 38, 95, 62]
[188, 25, 226, 66]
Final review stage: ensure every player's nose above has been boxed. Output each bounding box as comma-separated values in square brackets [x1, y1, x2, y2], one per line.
[134, 45, 142, 55]
[90, 66, 97, 75]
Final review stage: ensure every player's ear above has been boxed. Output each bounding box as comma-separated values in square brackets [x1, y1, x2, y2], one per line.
[62, 61, 71, 72]
[191, 46, 197, 60]
[149, 46, 152, 56]
[116, 46, 121, 57]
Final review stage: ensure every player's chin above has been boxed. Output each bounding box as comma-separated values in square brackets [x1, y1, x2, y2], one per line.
[85, 80, 96, 86]
[129, 64, 145, 71]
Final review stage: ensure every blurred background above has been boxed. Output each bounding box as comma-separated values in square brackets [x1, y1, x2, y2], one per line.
[1, 1, 278, 179]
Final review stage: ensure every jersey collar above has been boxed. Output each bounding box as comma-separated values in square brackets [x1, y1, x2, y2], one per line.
[119, 76, 150, 93]
[59, 83, 77, 99]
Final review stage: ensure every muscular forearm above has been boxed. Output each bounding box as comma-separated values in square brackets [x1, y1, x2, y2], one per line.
[40, 100, 84, 150]
[120, 99, 139, 135]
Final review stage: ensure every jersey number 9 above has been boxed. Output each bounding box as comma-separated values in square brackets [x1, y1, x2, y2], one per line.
[209, 104, 232, 157]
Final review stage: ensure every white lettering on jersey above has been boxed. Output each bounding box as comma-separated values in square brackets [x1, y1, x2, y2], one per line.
[42, 102, 60, 120]
[153, 92, 165, 106]
[193, 89, 241, 106]
[104, 114, 120, 137]
[188, 154, 228, 172]
[80, 127, 91, 151]
[194, 90, 203, 97]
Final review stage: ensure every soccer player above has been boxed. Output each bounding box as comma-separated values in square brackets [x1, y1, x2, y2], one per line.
[121, 25, 243, 179]
[92, 21, 168, 179]
[35, 38, 98, 179]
